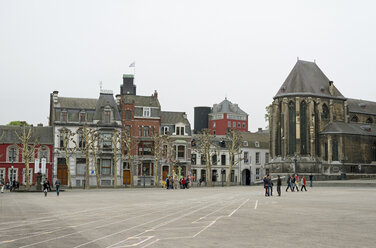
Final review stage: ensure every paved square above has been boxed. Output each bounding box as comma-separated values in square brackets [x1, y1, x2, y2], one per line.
[0, 183, 375, 248]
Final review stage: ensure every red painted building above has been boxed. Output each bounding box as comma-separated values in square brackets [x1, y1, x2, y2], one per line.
[208, 98, 248, 135]
[0, 125, 53, 186]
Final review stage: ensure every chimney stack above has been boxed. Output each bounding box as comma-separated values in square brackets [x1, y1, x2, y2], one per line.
[153, 90, 158, 99]
[258, 128, 262, 132]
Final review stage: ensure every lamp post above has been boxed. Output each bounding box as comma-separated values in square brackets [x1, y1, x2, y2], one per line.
[341, 155, 347, 180]
[221, 168, 225, 187]
[143, 167, 146, 188]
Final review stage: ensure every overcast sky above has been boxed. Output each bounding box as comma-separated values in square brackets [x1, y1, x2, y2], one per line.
[1, 0, 375, 131]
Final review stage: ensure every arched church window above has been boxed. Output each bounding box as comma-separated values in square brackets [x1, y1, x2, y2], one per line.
[288, 101, 296, 155]
[300, 101, 307, 155]
[366, 117, 373, 124]
[351, 115, 358, 122]
[322, 104, 329, 120]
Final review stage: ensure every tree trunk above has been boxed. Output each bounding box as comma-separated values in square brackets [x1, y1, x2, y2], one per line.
[93, 151, 100, 188]
[85, 148, 90, 190]
[25, 159, 30, 190]
[154, 160, 159, 187]
[227, 153, 234, 187]
[113, 149, 118, 189]
[64, 153, 73, 189]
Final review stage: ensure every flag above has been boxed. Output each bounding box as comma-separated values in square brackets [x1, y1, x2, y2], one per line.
[41, 158, 46, 174]
[129, 61, 135, 67]
[34, 159, 40, 173]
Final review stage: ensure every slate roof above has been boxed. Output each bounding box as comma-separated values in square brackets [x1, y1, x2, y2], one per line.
[320, 122, 376, 137]
[93, 93, 121, 121]
[0, 126, 54, 144]
[57, 97, 97, 109]
[347, 98, 376, 116]
[161, 111, 190, 125]
[123, 95, 160, 108]
[241, 131, 270, 149]
[274, 60, 345, 99]
[212, 98, 247, 115]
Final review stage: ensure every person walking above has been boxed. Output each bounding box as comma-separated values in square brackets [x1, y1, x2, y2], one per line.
[263, 176, 269, 196]
[268, 175, 273, 196]
[293, 174, 299, 192]
[277, 175, 282, 196]
[55, 178, 61, 196]
[0, 178, 4, 193]
[182, 177, 186, 189]
[286, 174, 293, 192]
[174, 177, 178, 189]
[301, 176, 307, 191]
[169, 176, 173, 189]
[43, 179, 49, 197]
[309, 174, 313, 187]
[166, 176, 169, 189]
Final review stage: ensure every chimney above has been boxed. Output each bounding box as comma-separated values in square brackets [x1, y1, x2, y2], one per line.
[153, 90, 158, 99]
[329, 81, 334, 96]
[183, 112, 187, 119]
[37, 123, 43, 127]
[115, 95, 121, 105]
[52, 91, 59, 104]
[258, 128, 262, 132]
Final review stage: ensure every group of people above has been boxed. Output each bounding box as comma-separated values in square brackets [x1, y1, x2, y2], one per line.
[43, 178, 61, 197]
[0, 179, 20, 193]
[165, 176, 191, 189]
[263, 174, 313, 197]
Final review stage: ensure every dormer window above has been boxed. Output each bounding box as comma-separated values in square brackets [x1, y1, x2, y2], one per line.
[79, 112, 87, 123]
[143, 107, 151, 117]
[255, 141, 260, 147]
[243, 141, 248, 146]
[163, 126, 169, 135]
[104, 107, 112, 123]
[176, 126, 185, 136]
[61, 111, 67, 122]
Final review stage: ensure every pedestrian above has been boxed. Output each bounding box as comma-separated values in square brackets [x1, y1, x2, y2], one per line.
[309, 174, 313, 187]
[12, 179, 16, 192]
[55, 178, 61, 196]
[169, 176, 173, 189]
[268, 175, 273, 196]
[186, 176, 190, 189]
[293, 174, 299, 192]
[182, 177, 186, 189]
[277, 175, 281, 196]
[174, 177, 178, 189]
[166, 176, 169, 189]
[301, 176, 307, 191]
[0, 178, 4, 193]
[286, 174, 293, 192]
[43, 179, 49, 197]
[45, 178, 51, 191]
[263, 176, 269, 196]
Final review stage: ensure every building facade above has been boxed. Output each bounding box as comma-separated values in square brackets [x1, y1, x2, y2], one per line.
[268, 60, 376, 179]
[0, 125, 53, 186]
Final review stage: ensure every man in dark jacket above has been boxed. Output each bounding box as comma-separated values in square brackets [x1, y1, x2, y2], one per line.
[286, 174, 292, 192]
[263, 176, 269, 196]
[277, 175, 282, 196]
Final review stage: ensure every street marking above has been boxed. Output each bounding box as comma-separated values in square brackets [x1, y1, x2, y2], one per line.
[228, 198, 249, 217]
[141, 238, 160, 248]
[255, 200, 258, 209]
[193, 216, 223, 237]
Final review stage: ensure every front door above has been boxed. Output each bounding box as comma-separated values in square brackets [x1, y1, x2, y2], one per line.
[162, 166, 169, 180]
[57, 165, 68, 185]
[123, 170, 131, 185]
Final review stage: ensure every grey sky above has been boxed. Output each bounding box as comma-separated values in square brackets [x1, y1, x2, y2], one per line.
[1, 0, 375, 131]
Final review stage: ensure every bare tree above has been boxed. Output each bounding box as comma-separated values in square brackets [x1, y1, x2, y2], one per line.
[194, 129, 216, 187]
[225, 129, 243, 186]
[14, 122, 38, 190]
[152, 132, 166, 187]
[122, 130, 138, 187]
[56, 128, 78, 189]
[88, 129, 100, 188]
[112, 130, 121, 188]
[78, 125, 95, 190]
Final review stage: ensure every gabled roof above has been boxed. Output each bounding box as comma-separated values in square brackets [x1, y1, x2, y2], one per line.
[161, 111, 190, 125]
[274, 60, 344, 99]
[0, 126, 54, 144]
[94, 93, 121, 121]
[347, 98, 376, 116]
[123, 95, 160, 108]
[57, 97, 97, 109]
[211, 98, 247, 115]
[320, 122, 376, 137]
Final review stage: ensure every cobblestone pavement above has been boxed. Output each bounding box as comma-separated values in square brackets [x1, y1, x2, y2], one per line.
[0, 183, 375, 248]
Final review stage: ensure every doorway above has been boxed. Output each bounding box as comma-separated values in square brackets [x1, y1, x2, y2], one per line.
[242, 169, 251, 185]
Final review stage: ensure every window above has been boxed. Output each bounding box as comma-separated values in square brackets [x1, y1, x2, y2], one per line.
[231, 170, 235, 182]
[191, 154, 197, 165]
[38, 146, 49, 162]
[101, 159, 111, 175]
[139, 162, 152, 176]
[256, 168, 260, 175]
[265, 153, 269, 164]
[332, 140, 339, 161]
[59, 134, 64, 148]
[125, 110, 132, 120]
[256, 152, 260, 164]
[104, 110, 111, 123]
[237, 122, 241, 128]
[0, 168, 5, 182]
[324, 142, 328, 161]
[162, 144, 168, 158]
[244, 152, 249, 163]
[366, 117, 373, 124]
[123, 162, 130, 170]
[8, 168, 18, 181]
[163, 126, 169, 135]
[242, 123, 246, 128]
[61, 111, 67, 122]
[213, 122, 216, 128]
[139, 126, 142, 136]
[233, 122, 236, 128]
[102, 133, 112, 150]
[212, 154, 217, 165]
[177, 145, 185, 159]
[201, 154, 206, 165]
[138, 142, 153, 156]
[254, 141, 260, 147]
[124, 125, 131, 135]
[300, 101, 307, 155]
[144, 126, 149, 137]
[76, 158, 86, 175]
[79, 112, 86, 123]
[22, 168, 33, 185]
[243, 141, 248, 146]
[288, 101, 296, 154]
[228, 121, 231, 127]
[143, 107, 151, 117]
[176, 126, 184, 135]
[78, 132, 85, 149]
[221, 155, 226, 165]
[322, 104, 329, 120]
[7, 146, 18, 162]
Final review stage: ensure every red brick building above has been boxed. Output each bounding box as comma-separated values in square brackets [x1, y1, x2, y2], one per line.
[0, 125, 53, 186]
[208, 98, 248, 135]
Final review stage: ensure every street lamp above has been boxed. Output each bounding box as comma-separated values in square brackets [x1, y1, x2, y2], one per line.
[221, 168, 225, 187]
[143, 167, 146, 188]
[341, 154, 347, 180]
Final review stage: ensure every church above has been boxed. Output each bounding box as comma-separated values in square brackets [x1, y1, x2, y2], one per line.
[268, 60, 376, 179]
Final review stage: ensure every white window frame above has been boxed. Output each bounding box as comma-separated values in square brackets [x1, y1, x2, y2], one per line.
[163, 126, 169, 135]
[8, 168, 18, 181]
[7, 146, 19, 163]
[256, 152, 260, 164]
[61, 111, 68, 122]
[143, 107, 151, 117]
[22, 168, 33, 185]
[0, 168, 5, 182]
